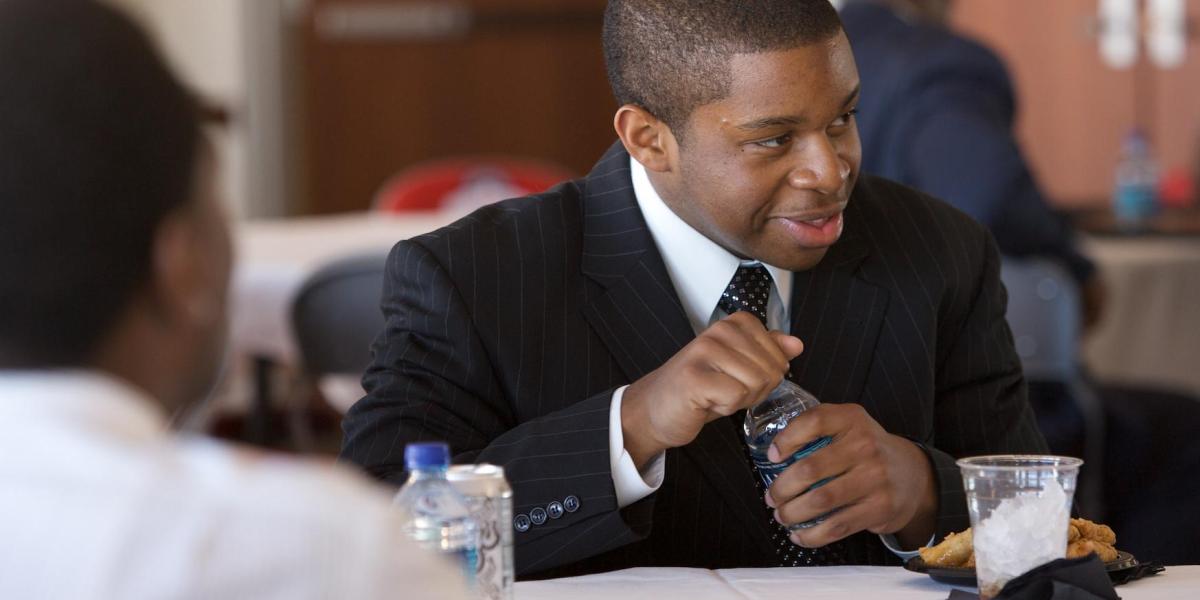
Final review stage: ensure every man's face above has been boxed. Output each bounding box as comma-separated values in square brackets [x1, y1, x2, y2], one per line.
[178, 148, 232, 404]
[654, 32, 861, 272]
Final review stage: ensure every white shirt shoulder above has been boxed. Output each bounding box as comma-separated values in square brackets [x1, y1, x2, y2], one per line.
[0, 371, 468, 600]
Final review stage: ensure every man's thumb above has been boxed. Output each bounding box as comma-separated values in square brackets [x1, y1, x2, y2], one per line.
[770, 331, 804, 359]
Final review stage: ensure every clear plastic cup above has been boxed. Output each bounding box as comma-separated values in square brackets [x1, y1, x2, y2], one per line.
[956, 455, 1083, 599]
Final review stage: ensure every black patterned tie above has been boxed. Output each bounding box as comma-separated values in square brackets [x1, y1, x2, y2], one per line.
[718, 262, 848, 567]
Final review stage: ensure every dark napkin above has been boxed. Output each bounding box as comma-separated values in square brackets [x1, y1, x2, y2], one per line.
[946, 556, 1120, 600]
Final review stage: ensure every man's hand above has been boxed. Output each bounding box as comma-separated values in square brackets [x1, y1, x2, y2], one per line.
[764, 404, 937, 549]
[620, 311, 804, 469]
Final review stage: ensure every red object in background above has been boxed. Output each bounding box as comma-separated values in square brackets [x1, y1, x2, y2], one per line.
[374, 157, 574, 213]
[1159, 166, 1195, 208]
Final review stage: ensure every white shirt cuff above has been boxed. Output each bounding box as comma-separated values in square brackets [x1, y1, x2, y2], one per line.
[878, 532, 935, 561]
[609, 385, 665, 508]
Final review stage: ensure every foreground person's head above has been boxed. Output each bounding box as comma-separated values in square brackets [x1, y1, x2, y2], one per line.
[604, 0, 861, 271]
[0, 0, 232, 411]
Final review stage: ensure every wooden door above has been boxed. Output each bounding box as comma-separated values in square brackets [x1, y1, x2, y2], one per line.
[298, 0, 613, 214]
[952, 0, 1200, 208]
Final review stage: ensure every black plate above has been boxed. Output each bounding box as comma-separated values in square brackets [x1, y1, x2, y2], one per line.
[903, 551, 1139, 586]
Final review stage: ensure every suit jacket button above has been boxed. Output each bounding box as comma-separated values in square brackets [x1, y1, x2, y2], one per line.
[563, 495, 580, 513]
[514, 514, 532, 532]
[547, 501, 564, 519]
[530, 507, 548, 525]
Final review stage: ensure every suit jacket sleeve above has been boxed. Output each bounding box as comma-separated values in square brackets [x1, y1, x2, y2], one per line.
[341, 239, 654, 577]
[923, 229, 1049, 539]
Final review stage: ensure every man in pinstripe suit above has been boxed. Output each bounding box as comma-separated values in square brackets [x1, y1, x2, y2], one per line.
[342, 0, 1047, 578]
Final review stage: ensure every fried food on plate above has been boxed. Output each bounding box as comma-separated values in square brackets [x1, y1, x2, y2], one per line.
[1072, 518, 1116, 545]
[918, 517, 1120, 567]
[1068, 539, 1119, 562]
[1068, 523, 1081, 542]
[918, 528, 973, 567]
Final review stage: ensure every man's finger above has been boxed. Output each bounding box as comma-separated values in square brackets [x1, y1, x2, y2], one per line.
[769, 403, 867, 461]
[787, 499, 879, 548]
[767, 440, 853, 507]
[704, 316, 791, 385]
[768, 330, 804, 360]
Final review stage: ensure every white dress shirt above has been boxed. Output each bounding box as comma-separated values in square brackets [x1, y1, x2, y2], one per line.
[0, 370, 469, 600]
[607, 158, 923, 558]
[608, 157, 794, 506]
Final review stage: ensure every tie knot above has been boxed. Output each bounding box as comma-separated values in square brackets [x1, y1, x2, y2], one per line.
[718, 263, 773, 327]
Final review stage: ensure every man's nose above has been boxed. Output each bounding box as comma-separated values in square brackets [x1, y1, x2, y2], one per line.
[787, 134, 850, 194]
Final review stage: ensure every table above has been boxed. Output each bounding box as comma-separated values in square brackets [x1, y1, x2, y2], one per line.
[1081, 235, 1200, 397]
[213, 211, 463, 423]
[514, 566, 1199, 599]
[231, 211, 462, 366]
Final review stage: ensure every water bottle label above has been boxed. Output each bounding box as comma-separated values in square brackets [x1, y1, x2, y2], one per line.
[748, 435, 833, 488]
[748, 434, 837, 530]
[455, 547, 478, 584]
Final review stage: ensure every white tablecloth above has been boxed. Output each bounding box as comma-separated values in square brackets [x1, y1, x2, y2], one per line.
[231, 211, 463, 363]
[514, 566, 1197, 599]
[1082, 235, 1200, 397]
[214, 211, 463, 413]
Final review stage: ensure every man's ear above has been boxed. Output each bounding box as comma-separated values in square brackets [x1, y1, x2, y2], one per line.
[613, 104, 678, 174]
[151, 211, 216, 328]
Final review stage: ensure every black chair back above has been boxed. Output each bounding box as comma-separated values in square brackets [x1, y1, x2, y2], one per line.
[291, 251, 389, 378]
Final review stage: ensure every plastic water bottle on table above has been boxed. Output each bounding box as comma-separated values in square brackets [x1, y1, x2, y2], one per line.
[1113, 129, 1160, 231]
[394, 442, 480, 585]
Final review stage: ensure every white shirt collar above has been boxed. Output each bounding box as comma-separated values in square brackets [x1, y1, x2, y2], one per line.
[0, 369, 167, 442]
[630, 157, 793, 334]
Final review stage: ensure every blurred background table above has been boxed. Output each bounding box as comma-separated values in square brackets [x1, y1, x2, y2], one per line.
[231, 211, 460, 369]
[198, 211, 463, 442]
[1080, 232, 1200, 398]
[514, 566, 1196, 599]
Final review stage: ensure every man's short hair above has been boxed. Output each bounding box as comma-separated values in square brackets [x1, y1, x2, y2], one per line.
[0, 0, 200, 366]
[603, 0, 844, 137]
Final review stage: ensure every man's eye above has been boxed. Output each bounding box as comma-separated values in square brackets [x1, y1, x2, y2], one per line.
[756, 134, 792, 149]
[831, 109, 859, 128]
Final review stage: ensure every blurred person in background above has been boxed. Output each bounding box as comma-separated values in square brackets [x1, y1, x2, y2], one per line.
[841, 0, 1200, 566]
[0, 1, 467, 598]
[839, 0, 1105, 330]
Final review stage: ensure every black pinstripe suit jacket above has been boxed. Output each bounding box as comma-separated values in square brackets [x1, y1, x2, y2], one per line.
[341, 142, 1048, 578]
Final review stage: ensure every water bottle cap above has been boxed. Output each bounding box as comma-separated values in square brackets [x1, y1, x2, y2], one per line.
[404, 442, 450, 469]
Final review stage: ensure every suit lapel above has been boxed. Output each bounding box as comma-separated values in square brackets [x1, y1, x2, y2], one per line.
[579, 143, 694, 381]
[578, 143, 779, 549]
[788, 206, 889, 407]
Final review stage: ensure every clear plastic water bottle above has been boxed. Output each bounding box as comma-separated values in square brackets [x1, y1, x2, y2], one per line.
[743, 379, 837, 528]
[394, 442, 480, 584]
[1113, 129, 1160, 231]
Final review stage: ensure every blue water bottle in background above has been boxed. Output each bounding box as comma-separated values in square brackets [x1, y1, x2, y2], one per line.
[1113, 129, 1160, 231]
[744, 380, 836, 528]
[394, 442, 480, 584]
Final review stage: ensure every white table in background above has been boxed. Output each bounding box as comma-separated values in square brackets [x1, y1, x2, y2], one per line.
[515, 565, 1197, 600]
[1082, 235, 1200, 398]
[208, 211, 463, 430]
[231, 211, 463, 368]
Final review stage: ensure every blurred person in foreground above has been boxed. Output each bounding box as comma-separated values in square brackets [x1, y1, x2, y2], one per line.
[0, 1, 467, 598]
[343, 0, 1046, 578]
[839, 0, 1105, 329]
